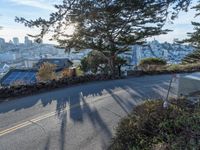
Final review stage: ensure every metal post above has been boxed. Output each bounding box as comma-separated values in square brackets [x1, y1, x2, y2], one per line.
[163, 74, 175, 108]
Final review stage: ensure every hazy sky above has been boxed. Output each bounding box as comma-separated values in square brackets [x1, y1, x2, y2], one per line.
[0, 0, 199, 44]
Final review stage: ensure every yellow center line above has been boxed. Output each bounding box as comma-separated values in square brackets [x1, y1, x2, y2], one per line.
[0, 90, 124, 137]
[0, 121, 30, 136]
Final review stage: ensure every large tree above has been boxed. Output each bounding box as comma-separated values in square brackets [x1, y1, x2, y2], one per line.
[16, 0, 190, 75]
[182, 1, 200, 63]
[184, 1, 200, 47]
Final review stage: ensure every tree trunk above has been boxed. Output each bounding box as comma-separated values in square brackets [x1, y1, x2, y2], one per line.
[108, 56, 116, 77]
[118, 65, 121, 77]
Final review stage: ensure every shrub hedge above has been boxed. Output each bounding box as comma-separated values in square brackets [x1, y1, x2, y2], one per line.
[139, 58, 167, 71]
[139, 58, 167, 65]
[0, 74, 119, 101]
[109, 98, 200, 150]
[1, 63, 200, 101]
[128, 63, 200, 76]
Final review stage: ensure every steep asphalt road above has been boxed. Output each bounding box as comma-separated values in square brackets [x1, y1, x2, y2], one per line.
[0, 74, 179, 150]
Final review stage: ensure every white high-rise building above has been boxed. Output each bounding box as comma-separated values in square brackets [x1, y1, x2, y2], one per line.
[13, 37, 19, 45]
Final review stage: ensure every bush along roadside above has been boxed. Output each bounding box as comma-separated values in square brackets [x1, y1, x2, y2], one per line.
[139, 57, 167, 71]
[0, 74, 120, 101]
[1, 63, 200, 101]
[128, 63, 200, 76]
[109, 98, 200, 150]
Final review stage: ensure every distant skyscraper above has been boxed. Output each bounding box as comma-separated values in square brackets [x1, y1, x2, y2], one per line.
[13, 37, 19, 45]
[9, 40, 13, 44]
[0, 38, 5, 45]
[24, 36, 32, 45]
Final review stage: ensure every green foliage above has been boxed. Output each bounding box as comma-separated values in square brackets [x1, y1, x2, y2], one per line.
[139, 58, 167, 71]
[167, 63, 200, 72]
[115, 57, 127, 66]
[76, 67, 84, 76]
[80, 50, 127, 75]
[80, 57, 89, 73]
[182, 2, 200, 64]
[182, 2, 200, 48]
[140, 58, 167, 66]
[109, 99, 200, 150]
[80, 51, 108, 74]
[167, 64, 181, 72]
[182, 49, 200, 64]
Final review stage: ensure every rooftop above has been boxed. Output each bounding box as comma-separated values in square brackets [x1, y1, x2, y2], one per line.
[0, 69, 37, 86]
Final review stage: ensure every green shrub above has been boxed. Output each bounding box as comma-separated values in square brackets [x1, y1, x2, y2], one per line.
[80, 51, 108, 74]
[76, 67, 84, 76]
[167, 64, 181, 72]
[109, 99, 200, 150]
[182, 49, 200, 64]
[167, 63, 200, 72]
[139, 58, 167, 71]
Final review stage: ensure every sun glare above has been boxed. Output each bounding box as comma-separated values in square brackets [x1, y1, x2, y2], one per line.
[64, 24, 76, 36]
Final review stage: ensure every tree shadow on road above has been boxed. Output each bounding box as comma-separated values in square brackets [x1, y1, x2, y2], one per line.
[0, 76, 172, 149]
[44, 135, 51, 150]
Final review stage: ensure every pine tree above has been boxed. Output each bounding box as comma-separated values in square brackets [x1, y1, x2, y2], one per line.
[184, 20, 200, 47]
[183, 49, 200, 63]
[182, 1, 200, 63]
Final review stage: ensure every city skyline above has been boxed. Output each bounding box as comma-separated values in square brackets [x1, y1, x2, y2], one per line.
[0, 0, 199, 44]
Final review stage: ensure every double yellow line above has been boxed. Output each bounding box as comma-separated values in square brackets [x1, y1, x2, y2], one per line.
[0, 121, 32, 137]
[0, 90, 123, 137]
[0, 111, 61, 137]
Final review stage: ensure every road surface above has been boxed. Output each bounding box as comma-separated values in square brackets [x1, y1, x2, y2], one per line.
[0, 74, 179, 150]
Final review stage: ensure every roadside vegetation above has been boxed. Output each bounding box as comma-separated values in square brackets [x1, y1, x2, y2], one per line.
[37, 62, 56, 82]
[182, 49, 200, 64]
[80, 51, 127, 76]
[109, 98, 200, 150]
[136, 57, 200, 74]
[139, 58, 167, 71]
[167, 63, 200, 72]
